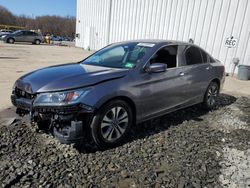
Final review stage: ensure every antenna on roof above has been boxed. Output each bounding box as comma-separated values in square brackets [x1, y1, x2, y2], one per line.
[188, 38, 194, 44]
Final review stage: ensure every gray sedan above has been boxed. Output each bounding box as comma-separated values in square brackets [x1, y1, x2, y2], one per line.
[3, 30, 44, 44]
[11, 40, 225, 148]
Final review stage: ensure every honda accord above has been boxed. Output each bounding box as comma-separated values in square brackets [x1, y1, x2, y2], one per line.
[11, 40, 225, 148]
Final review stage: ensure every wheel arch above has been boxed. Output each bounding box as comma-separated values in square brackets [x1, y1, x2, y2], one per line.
[97, 96, 136, 124]
[34, 39, 41, 43]
[203, 78, 221, 101]
[210, 78, 221, 90]
[7, 37, 15, 43]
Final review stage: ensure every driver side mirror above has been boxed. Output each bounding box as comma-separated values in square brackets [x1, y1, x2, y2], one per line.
[145, 63, 167, 73]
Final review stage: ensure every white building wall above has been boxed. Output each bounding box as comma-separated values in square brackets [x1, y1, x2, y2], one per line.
[76, 0, 250, 73]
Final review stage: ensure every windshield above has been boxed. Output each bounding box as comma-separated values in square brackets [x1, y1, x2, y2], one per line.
[81, 42, 152, 69]
[12, 30, 21, 35]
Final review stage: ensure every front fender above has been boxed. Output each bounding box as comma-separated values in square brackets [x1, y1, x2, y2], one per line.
[94, 90, 135, 109]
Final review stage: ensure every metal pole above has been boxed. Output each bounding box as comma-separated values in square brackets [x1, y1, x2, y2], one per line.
[106, 0, 112, 45]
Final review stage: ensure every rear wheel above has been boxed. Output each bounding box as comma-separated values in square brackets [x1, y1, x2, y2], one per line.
[7, 38, 14, 44]
[203, 81, 219, 110]
[34, 39, 41, 45]
[90, 100, 133, 148]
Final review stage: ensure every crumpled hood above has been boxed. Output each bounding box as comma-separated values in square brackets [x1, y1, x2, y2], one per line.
[15, 63, 128, 93]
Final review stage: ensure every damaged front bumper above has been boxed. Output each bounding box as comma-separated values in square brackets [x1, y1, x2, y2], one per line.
[11, 92, 95, 144]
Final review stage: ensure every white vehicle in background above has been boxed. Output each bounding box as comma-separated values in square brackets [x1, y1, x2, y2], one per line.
[0, 29, 13, 38]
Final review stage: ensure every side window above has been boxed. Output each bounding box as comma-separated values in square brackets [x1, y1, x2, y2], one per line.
[150, 45, 178, 69]
[22, 31, 28, 35]
[26, 31, 35, 36]
[200, 49, 209, 63]
[184, 46, 203, 65]
[16, 31, 23, 36]
[31, 32, 38, 36]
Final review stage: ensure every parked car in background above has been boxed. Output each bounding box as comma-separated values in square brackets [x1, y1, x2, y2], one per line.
[62, 37, 71, 41]
[51, 36, 73, 42]
[11, 40, 225, 148]
[2, 30, 44, 44]
[0, 29, 13, 37]
[51, 35, 63, 41]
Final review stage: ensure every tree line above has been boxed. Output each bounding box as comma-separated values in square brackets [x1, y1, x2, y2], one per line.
[0, 5, 76, 37]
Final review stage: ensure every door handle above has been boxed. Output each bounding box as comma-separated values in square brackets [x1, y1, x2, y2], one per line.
[179, 72, 185, 76]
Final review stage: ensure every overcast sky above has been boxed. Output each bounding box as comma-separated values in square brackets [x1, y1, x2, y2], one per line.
[0, 0, 76, 17]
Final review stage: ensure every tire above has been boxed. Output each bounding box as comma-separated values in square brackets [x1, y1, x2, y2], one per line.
[203, 81, 219, 110]
[90, 100, 133, 148]
[34, 39, 41, 45]
[7, 38, 14, 44]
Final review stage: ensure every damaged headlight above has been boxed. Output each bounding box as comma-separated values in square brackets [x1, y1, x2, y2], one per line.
[33, 89, 90, 106]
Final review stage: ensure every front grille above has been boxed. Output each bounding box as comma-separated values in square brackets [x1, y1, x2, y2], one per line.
[34, 105, 80, 114]
[15, 88, 35, 99]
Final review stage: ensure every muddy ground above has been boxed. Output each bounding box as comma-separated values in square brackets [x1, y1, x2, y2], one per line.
[0, 94, 249, 188]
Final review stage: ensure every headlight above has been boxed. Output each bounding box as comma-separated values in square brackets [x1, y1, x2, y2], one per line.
[33, 89, 90, 106]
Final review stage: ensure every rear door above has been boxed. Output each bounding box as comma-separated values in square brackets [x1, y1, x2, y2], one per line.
[180, 45, 213, 102]
[25, 31, 36, 42]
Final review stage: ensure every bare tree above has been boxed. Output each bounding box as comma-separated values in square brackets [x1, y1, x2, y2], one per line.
[0, 5, 17, 25]
[0, 6, 76, 37]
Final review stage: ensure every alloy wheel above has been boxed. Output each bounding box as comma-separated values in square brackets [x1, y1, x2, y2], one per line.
[8, 38, 14, 44]
[207, 84, 218, 107]
[101, 106, 129, 142]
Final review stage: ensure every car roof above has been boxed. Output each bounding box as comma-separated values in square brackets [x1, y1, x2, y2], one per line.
[116, 39, 191, 46]
[115, 39, 209, 52]
[18, 30, 32, 32]
[0, 29, 11, 31]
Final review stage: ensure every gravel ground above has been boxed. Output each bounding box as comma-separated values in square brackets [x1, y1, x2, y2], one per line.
[0, 94, 249, 188]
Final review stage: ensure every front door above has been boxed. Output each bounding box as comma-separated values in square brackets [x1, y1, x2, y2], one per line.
[15, 31, 25, 42]
[137, 45, 190, 119]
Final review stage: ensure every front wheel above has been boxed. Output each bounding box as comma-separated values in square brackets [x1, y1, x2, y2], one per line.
[203, 81, 219, 110]
[7, 38, 15, 44]
[90, 100, 133, 148]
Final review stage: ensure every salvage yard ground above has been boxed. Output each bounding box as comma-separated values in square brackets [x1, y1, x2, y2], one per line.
[0, 41, 249, 187]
